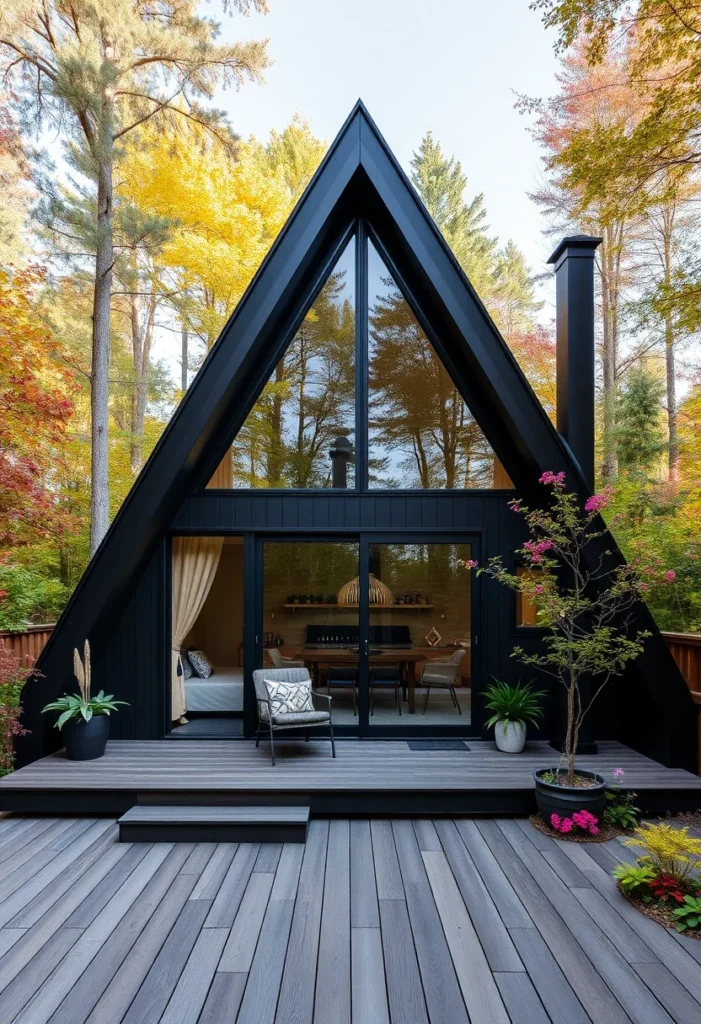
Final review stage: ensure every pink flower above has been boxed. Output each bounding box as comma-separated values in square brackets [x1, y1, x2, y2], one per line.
[524, 539, 553, 564]
[559, 818, 573, 833]
[613, 768, 625, 779]
[464, 559, 479, 570]
[665, 570, 676, 582]
[550, 813, 561, 829]
[534, 585, 545, 595]
[639, 583, 649, 591]
[585, 486, 613, 514]
[509, 499, 523, 513]
[590, 826, 599, 835]
[539, 470, 566, 487]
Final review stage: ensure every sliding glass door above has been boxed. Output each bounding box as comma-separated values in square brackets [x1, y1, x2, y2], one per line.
[364, 540, 474, 731]
[260, 539, 362, 731]
[256, 534, 478, 736]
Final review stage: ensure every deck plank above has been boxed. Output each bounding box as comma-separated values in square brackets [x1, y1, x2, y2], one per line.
[422, 850, 510, 1023]
[497, 819, 673, 1024]
[351, 927, 390, 1024]
[84, 874, 199, 1024]
[275, 819, 329, 1024]
[378, 897, 429, 1024]
[434, 818, 523, 972]
[392, 820, 469, 1023]
[314, 819, 351, 1024]
[0, 814, 699, 1024]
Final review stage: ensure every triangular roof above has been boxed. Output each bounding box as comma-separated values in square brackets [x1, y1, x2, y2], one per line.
[22, 101, 693, 767]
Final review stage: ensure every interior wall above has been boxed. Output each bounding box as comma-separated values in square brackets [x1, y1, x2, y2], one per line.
[183, 538, 244, 666]
[262, 542, 471, 657]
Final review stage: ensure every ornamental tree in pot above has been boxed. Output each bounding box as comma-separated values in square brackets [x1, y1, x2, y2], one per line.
[42, 640, 127, 760]
[482, 679, 545, 752]
[467, 471, 675, 824]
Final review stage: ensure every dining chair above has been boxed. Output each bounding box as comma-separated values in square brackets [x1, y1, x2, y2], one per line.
[420, 649, 466, 715]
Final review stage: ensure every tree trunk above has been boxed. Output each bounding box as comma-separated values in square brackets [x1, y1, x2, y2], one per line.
[89, 151, 113, 555]
[600, 232, 619, 481]
[129, 292, 155, 475]
[181, 326, 188, 392]
[662, 216, 679, 483]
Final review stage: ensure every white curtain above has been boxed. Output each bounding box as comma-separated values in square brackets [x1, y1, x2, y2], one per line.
[171, 536, 224, 720]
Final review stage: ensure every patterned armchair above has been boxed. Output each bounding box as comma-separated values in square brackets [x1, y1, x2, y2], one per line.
[252, 667, 335, 766]
[420, 648, 466, 715]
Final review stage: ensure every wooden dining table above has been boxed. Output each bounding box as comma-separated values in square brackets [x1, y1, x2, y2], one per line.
[296, 648, 428, 713]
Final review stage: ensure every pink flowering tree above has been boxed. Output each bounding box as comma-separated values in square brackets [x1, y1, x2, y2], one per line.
[470, 472, 675, 785]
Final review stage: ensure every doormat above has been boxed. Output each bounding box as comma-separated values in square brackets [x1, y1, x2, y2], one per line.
[407, 740, 470, 751]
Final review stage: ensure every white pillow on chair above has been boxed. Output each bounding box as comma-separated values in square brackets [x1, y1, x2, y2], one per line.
[263, 678, 314, 718]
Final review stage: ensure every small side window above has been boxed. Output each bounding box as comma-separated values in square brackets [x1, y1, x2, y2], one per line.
[515, 566, 544, 628]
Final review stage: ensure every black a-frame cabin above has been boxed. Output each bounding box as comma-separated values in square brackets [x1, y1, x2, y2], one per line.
[14, 102, 695, 776]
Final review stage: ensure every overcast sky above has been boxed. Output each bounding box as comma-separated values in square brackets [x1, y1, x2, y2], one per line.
[215, 0, 561, 298]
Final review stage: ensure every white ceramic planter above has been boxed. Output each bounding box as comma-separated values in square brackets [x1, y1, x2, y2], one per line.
[494, 719, 527, 753]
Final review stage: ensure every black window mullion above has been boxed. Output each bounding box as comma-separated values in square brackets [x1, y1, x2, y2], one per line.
[355, 220, 369, 490]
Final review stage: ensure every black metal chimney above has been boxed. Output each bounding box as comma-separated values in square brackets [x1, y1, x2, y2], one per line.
[329, 434, 354, 489]
[547, 235, 602, 492]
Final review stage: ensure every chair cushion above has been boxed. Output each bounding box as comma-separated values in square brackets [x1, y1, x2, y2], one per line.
[271, 710, 330, 726]
[262, 678, 314, 720]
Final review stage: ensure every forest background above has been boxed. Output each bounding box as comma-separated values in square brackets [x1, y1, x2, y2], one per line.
[1, 0, 701, 634]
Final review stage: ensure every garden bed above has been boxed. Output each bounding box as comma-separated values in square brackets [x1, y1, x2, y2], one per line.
[619, 885, 701, 938]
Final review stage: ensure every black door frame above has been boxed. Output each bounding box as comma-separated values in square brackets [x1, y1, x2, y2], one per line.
[252, 531, 482, 739]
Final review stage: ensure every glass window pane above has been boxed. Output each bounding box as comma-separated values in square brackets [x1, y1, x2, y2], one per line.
[516, 565, 546, 627]
[368, 241, 512, 489]
[263, 542, 359, 726]
[367, 543, 471, 725]
[209, 238, 356, 488]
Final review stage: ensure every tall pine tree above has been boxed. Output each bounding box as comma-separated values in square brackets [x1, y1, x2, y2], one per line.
[410, 131, 496, 295]
[0, 0, 269, 553]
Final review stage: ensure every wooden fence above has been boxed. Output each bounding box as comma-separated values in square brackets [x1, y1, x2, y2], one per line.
[0, 625, 54, 665]
[661, 632, 701, 775]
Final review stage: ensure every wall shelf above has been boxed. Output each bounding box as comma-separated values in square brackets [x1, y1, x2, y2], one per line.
[282, 604, 435, 612]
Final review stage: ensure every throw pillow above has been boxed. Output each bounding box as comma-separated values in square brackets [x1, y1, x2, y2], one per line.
[188, 649, 213, 679]
[263, 678, 314, 719]
[179, 649, 194, 680]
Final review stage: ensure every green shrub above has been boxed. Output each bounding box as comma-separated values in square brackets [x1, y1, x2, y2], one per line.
[482, 679, 545, 728]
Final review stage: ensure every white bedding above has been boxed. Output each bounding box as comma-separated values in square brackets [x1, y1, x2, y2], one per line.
[185, 667, 243, 712]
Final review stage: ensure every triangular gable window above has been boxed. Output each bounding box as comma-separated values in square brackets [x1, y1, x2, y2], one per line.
[367, 241, 512, 489]
[209, 237, 356, 489]
[208, 231, 512, 490]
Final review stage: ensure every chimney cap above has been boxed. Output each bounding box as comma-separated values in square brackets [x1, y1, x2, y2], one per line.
[547, 235, 602, 266]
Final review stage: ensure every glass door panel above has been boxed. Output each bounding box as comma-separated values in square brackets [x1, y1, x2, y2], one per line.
[364, 542, 472, 728]
[261, 540, 361, 731]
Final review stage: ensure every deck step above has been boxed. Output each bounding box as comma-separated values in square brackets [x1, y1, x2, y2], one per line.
[118, 804, 310, 843]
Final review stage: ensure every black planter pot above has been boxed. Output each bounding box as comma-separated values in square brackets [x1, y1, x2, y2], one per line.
[534, 768, 607, 826]
[62, 715, 110, 761]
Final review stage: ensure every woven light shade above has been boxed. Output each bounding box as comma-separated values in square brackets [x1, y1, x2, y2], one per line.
[337, 574, 394, 606]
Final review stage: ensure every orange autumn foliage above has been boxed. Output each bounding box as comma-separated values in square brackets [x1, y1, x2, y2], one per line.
[0, 267, 75, 547]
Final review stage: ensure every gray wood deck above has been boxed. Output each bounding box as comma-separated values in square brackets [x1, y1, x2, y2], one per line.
[0, 813, 700, 1023]
[1, 739, 699, 816]
[2, 738, 699, 791]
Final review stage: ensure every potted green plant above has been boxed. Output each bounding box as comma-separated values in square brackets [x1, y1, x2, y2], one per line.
[42, 640, 127, 760]
[483, 679, 545, 753]
[467, 471, 675, 824]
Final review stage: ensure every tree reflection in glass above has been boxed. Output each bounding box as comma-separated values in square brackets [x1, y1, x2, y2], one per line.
[368, 241, 509, 489]
[229, 238, 356, 488]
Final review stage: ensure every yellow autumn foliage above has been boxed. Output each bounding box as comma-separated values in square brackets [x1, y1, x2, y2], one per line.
[120, 117, 326, 347]
[624, 821, 701, 882]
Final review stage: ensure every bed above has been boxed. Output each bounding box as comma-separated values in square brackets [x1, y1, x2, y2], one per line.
[185, 667, 243, 713]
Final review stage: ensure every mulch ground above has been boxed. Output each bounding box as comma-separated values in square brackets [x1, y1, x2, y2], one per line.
[619, 887, 701, 938]
[527, 813, 622, 844]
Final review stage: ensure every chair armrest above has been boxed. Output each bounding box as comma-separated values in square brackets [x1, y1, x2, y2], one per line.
[257, 697, 273, 721]
[311, 690, 332, 707]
